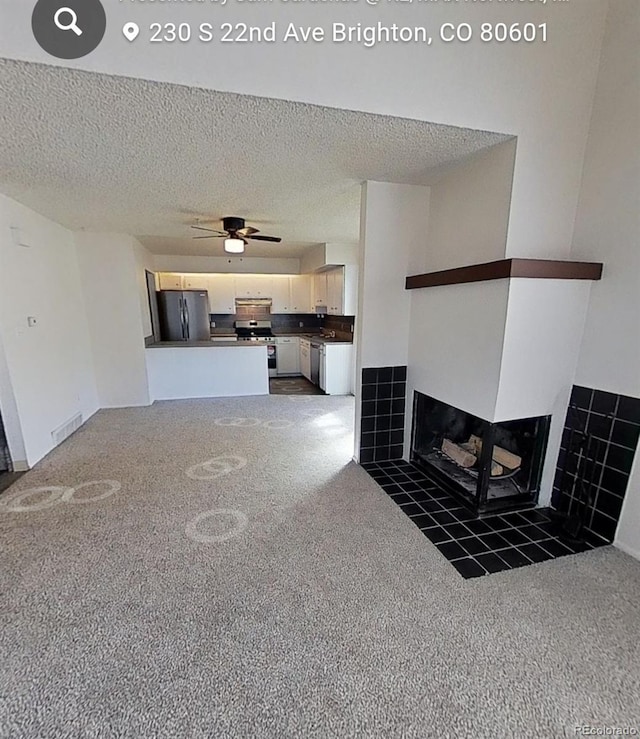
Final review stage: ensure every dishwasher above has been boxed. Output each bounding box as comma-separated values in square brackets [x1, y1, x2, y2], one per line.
[310, 341, 321, 386]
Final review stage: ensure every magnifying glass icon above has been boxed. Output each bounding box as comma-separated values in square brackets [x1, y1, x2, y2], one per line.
[54, 7, 82, 36]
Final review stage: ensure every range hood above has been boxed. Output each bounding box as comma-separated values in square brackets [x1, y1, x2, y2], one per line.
[235, 298, 272, 307]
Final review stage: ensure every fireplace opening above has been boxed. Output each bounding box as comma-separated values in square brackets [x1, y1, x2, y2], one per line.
[410, 392, 551, 515]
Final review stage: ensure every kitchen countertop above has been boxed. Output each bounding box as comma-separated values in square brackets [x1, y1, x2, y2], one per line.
[275, 333, 353, 345]
[147, 341, 265, 349]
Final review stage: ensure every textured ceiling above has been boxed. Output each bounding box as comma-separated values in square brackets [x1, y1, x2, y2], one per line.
[0, 59, 511, 257]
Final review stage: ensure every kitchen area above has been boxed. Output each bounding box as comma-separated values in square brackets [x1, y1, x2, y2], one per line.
[145, 264, 357, 400]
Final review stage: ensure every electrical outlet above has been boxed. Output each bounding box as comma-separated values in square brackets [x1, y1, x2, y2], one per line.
[299, 321, 303, 328]
[350, 324, 354, 333]
[211, 321, 216, 328]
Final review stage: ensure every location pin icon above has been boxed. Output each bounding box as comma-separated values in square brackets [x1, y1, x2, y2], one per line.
[123, 22, 140, 42]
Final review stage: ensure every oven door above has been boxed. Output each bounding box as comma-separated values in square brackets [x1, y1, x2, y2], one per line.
[267, 344, 277, 377]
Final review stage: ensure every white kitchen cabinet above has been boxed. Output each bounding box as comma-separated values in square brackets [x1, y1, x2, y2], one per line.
[320, 343, 353, 395]
[234, 275, 274, 298]
[326, 268, 343, 315]
[276, 337, 300, 375]
[290, 275, 312, 313]
[313, 272, 328, 309]
[183, 274, 208, 290]
[207, 274, 236, 314]
[299, 338, 311, 381]
[270, 275, 312, 314]
[271, 276, 292, 313]
[319, 266, 358, 316]
[158, 273, 184, 290]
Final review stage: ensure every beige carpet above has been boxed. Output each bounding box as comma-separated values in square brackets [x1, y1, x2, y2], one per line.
[0, 395, 638, 738]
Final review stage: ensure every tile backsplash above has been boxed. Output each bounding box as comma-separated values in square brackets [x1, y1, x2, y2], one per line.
[552, 385, 640, 543]
[323, 315, 355, 341]
[210, 313, 354, 336]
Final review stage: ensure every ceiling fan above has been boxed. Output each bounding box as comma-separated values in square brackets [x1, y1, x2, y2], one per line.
[191, 216, 282, 254]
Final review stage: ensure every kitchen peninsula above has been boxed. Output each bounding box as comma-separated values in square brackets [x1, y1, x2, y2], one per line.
[146, 343, 269, 400]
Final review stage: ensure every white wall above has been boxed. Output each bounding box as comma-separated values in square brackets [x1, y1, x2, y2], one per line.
[425, 140, 517, 271]
[495, 280, 593, 423]
[407, 280, 510, 430]
[154, 255, 301, 275]
[300, 243, 359, 274]
[0, 194, 99, 467]
[572, 3, 640, 398]
[495, 279, 593, 505]
[75, 233, 151, 408]
[357, 182, 430, 370]
[300, 244, 327, 275]
[567, 0, 640, 558]
[353, 182, 429, 461]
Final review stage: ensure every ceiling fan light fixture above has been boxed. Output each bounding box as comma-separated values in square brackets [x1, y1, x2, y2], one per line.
[224, 237, 245, 254]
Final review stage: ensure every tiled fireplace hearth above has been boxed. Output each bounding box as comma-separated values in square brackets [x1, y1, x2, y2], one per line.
[359, 378, 639, 579]
[362, 459, 599, 579]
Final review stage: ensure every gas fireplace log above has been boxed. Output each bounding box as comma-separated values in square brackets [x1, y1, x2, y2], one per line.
[442, 439, 477, 468]
[468, 435, 522, 470]
[491, 462, 504, 477]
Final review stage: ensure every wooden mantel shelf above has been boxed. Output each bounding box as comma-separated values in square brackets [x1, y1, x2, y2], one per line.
[405, 259, 603, 290]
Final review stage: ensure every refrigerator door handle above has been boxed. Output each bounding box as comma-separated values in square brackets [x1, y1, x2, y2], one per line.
[184, 299, 190, 340]
[179, 297, 186, 340]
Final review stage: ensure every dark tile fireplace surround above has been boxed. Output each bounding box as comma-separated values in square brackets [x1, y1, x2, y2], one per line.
[360, 367, 639, 578]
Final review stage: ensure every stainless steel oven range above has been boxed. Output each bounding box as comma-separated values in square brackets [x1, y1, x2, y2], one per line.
[235, 320, 277, 377]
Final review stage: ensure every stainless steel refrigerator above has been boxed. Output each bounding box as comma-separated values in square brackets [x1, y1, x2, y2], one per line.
[158, 290, 210, 341]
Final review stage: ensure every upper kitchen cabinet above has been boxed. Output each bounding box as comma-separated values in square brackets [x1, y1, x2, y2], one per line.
[158, 273, 208, 290]
[270, 275, 292, 313]
[158, 273, 184, 290]
[207, 274, 236, 314]
[270, 275, 313, 313]
[183, 274, 208, 290]
[290, 275, 313, 313]
[313, 272, 328, 308]
[326, 268, 343, 315]
[314, 266, 358, 315]
[156, 272, 325, 314]
[234, 274, 274, 299]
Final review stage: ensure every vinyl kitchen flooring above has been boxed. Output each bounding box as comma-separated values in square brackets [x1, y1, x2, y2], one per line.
[269, 377, 324, 395]
[0, 472, 23, 496]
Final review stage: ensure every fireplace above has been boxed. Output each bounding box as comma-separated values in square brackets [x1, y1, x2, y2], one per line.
[410, 392, 551, 515]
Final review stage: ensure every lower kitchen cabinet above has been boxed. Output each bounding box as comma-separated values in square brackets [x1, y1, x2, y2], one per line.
[299, 338, 311, 381]
[320, 343, 353, 395]
[276, 337, 300, 375]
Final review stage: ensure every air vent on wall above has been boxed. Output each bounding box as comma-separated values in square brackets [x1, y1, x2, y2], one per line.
[51, 413, 83, 446]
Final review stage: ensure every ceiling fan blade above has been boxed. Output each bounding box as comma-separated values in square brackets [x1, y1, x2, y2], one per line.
[247, 234, 282, 243]
[191, 226, 226, 234]
[238, 227, 259, 236]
